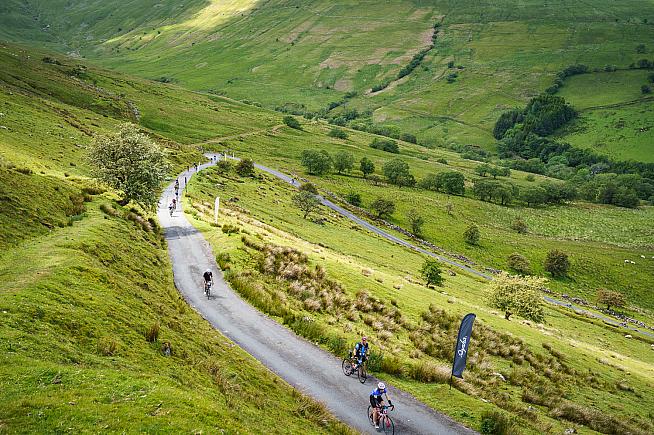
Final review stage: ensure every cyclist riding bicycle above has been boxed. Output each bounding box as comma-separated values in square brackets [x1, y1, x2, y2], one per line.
[370, 382, 393, 429]
[202, 269, 213, 294]
[352, 336, 369, 369]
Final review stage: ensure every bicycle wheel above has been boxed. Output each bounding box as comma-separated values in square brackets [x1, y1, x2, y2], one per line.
[206, 286, 211, 299]
[367, 405, 374, 426]
[357, 363, 367, 384]
[342, 358, 353, 376]
[382, 414, 394, 435]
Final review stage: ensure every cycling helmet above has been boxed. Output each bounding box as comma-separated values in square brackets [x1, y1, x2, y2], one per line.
[378, 382, 386, 390]
[206, 269, 211, 274]
[362, 336, 367, 342]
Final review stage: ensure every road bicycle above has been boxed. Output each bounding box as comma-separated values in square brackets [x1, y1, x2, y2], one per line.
[341, 352, 367, 384]
[368, 404, 394, 434]
[204, 280, 212, 299]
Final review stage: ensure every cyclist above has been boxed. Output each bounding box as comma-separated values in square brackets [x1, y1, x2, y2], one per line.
[202, 269, 213, 295]
[370, 382, 393, 429]
[168, 200, 175, 216]
[352, 336, 368, 369]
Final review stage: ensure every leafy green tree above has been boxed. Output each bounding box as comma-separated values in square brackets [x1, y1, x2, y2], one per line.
[333, 150, 354, 174]
[328, 127, 348, 139]
[292, 190, 320, 219]
[383, 159, 414, 186]
[369, 138, 399, 153]
[345, 192, 362, 207]
[544, 249, 570, 277]
[371, 198, 395, 218]
[421, 258, 444, 287]
[300, 149, 332, 175]
[507, 252, 531, 275]
[520, 186, 547, 206]
[489, 166, 511, 178]
[475, 163, 493, 177]
[360, 157, 375, 178]
[597, 288, 626, 310]
[488, 273, 546, 321]
[464, 224, 480, 245]
[283, 115, 301, 129]
[406, 209, 424, 237]
[235, 158, 255, 177]
[400, 133, 417, 144]
[88, 123, 170, 208]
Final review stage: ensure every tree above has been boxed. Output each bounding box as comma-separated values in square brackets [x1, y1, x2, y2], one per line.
[345, 192, 361, 207]
[475, 163, 493, 177]
[488, 273, 546, 322]
[235, 158, 255, 177]
[299, 182, 318, 194]
[283, 115, 302, 129]
[88, 123, 170, 208]
[421, 259, 444, 287]
[333, 150, 354, 174]
[445, 202, 454, 216]
[544, 249, 570, 277]
[520, 186, 547, 206]
[360, 157, 375, 178]
[406, 209, 424, 237]
[597, 288, 626, 310]
[371, 198, 395, 218]
[369, 138, 399, 153]
[464, 224, 480, 245]
[507, 252, 531, 275]
[300, 149, 332, 175]
[400, 132, 417, 144]
[511, 218, 528, 234]
[292, 190, 320, 219]
[383, 159, 413, 186]
[328, 127, 348, 139]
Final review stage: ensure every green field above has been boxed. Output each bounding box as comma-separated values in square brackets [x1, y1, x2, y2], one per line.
[184, 165, 654, 434]
[3, 0, 653, 152]
[0, 43, 351, 433]
[554, 70, 654, 162]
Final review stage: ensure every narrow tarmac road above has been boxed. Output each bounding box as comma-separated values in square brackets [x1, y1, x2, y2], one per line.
[158, 160, 477, 435]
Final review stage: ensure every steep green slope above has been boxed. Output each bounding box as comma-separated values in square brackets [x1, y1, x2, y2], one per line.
[3, 0, 652, 151]
[0, 44, 351, 433]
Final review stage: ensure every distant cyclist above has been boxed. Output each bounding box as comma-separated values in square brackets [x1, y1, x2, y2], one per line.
[370, 382, 393, 429]
[352, 336, 368, 369]
[202, 269, 213, 295]
[168, 200, 175, 216]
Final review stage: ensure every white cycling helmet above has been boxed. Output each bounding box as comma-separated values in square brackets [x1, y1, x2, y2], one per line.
[206, 269, 211, 274]
[378, 382, 386, 390]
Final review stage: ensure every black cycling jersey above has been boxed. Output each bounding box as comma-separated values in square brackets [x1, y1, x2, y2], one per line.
[203, 271, 213, 282]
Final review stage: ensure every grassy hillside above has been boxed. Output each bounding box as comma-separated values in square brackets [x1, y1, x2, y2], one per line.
[183, 164, 654, 434]
[3, 0, 653, 152]
[0, 44, 351, 433]
[204, 121, 654, 309]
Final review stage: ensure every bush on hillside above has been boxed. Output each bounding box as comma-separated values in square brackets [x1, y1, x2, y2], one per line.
[463, 224, 480, 245]
[283, 115, 302, 129]
[511, 218, 528, 234]
[333, 150, 354, 174]
[327, 127, 348, 139]
[544, 249, 570, 277]
[371, 198, 395, 218]
[235, 158, 255, 177]
[369, 138, 399, 153]
[507, 253, 531, 275]
[360, 157, 375, 178]
[488, 273, 546, 322]
[345, 192, 362, 207]
[420, 258, 443, 287]
[596, 288, 626, 310]
[300, 149, 332, 175]
[299, 182, 318, 194]
[383, 159, 415, 187]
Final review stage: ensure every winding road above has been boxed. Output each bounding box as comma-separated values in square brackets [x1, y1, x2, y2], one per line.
[158, 159, 476, 435]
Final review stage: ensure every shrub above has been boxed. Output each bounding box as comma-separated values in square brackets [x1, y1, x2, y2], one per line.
[216, 252, 231, 270]
[221, 224, 240, 234]
[511, 218, 528, 234]
[97, 336, 118, 356]
[235, 158, 255, 177]
[345, 192, 362, 207]
[436, 158, 448, 164]
[145, 321, 160, 342]
[544, 249, 570, 277]
[293, 191, 320, 219]
[383, 159, 415, 187]
[406, 209, 424, 236]
[15, 167, 33, 175]
[480, 411, 516, 435]
[299, 182, 318, 194]
[507, 253, 531, 275]
[400, 132, 417, 143]
[215, 159, 232, 173]
[371, 198, 395, 218]
[283, 115, 301, 129]
[327, 127, 348, 139]
[463, 224, 480, 245]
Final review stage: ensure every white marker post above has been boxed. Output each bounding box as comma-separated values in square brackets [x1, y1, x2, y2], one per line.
[214, 196, 220, 224]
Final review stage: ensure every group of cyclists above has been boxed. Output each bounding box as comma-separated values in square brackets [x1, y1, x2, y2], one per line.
[351, 336, 394, 429]
[168, 179, 181, 216]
